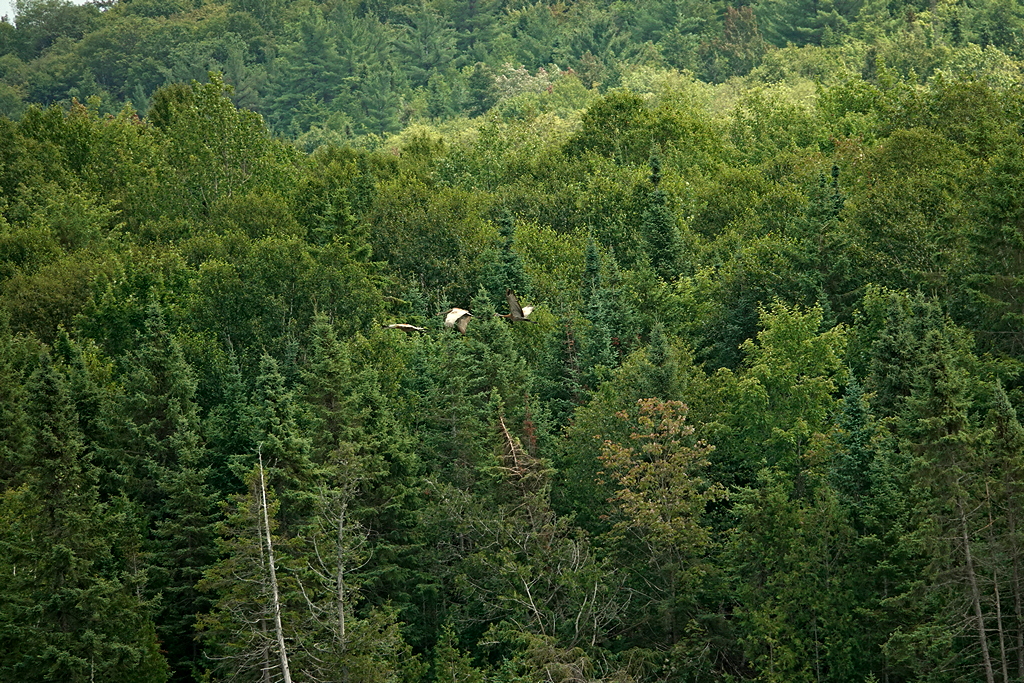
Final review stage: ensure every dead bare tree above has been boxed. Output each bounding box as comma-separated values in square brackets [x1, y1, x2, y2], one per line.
[258, 447, 294, 683]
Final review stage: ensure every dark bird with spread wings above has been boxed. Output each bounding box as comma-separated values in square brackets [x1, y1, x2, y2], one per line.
[500, 289, 535, 323]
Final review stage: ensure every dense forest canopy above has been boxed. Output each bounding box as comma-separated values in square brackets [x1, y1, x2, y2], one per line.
[4, 0, 1024, 682]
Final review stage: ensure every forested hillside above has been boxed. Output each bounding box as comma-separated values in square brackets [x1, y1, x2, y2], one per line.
[4, 0, 1024, 681]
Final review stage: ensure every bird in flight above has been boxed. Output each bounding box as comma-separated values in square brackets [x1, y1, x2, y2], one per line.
[384, 323, 427, 335]
[500, 289, 535, 323]
[443, 308, 473, 334]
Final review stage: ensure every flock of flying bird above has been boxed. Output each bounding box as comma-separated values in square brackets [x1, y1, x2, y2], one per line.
[384, 288, 535, 335]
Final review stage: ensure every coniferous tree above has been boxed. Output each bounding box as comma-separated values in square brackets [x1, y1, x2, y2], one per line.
[831, 376, 874, 508]
[51, 328, 106, 457]
[984, 381, 1024, 680]
[91, 303, 219, 681]
[862, 289, 946, 420]
[394, 1, 457, 90]
[203, 348, 250, 496]
[642, 155, 681, 280]
[600, 398, 724, 650]
[431, 622, 484, 683]
[198, 457, 300, 683]
[828, 376, 923, 680]
[727, 467, 859, 683]
[0, 353, 169, 683]
[268, 6, 346, 135]
[901, 328, 994, 682]
[535, 310, 589, 428]
[482, 208, 529, 308]
[0, 311, 29, 491]
[300, 315, 423, 624]
[245, 353, 318, 534]
[99, 302, 199, 505]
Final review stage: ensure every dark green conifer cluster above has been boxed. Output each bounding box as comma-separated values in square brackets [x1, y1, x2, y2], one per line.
[5, 2, 1024, 681]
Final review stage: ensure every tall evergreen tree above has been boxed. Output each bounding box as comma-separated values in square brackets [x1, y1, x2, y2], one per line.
[198, 459, 301, 683]
[727, 467, 859, 683]
[245, 353, 318, 533]
[600, 398, 724, 650]
[268, 5, 346, 135]
[984, 381, 1024, 680]
[0, 311, 29, 491]
[901, 328, 994, 682]
[0, 353, 169, 683]
[642, 154, 681, 280]
[92, 303, 219, 681]
[482, 208, 529, 308]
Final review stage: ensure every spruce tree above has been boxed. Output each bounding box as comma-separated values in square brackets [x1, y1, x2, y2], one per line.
[642, 154, 681, 280]
[431, 622, 483, 683]
[0, 353, 169, 683]
[831, 376, 874, 509]
[482, 209, 529, 308]
[983, 381, 1024, 680]
[0, 311, 29, 491]
[245, 353, 317, 533]
[198, 461, 300, 683]
[902, 329, 995, 682]
[94, 303, 219, 681]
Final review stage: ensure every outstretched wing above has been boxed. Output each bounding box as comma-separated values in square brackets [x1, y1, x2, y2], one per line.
[385, 323, 426, 335]
[444, 308, 467, 328]
[506, 289, 526, 318]
[444, 308, 472, 334]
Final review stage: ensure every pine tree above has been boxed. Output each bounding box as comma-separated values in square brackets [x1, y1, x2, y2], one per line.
[599, 398, 724, 647]
[393, 1, 457, 89]
[0, 311, 29, 491]
[831, 376, 874, 509]
[983, 381, 1024, 680]
[203, 348, 250, 496]
[863, 289, 946, 420]
[903, 328, 994, 683]
[198, 457, 300, 683]
[482, 208, 529, 308]
[642, 154, 681, 280]
[99, 302, 201, 505]
[827, 380, 926, 680]
[727, 467, 859, 682]
[535, 312, 585, 426]
[267, 5, 345, 135]
[431, 622, 484, 683]
[152, 450, 219, 683]
[244, 354, 318, 533]
[93, 303, 219, 681]
[0, 353, 169, 683]
[301, 315, 422, 618]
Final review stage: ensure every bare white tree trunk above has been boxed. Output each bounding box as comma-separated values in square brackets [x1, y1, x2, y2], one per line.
[258, 448, 293, 683]
[337, 498, 349, 683]
[994, 569, 1010, 683]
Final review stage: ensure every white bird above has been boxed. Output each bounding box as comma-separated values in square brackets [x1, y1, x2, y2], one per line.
[384, 323, 427, 335]
[500, 289, 535, 323]
[443, 308, 473, 334]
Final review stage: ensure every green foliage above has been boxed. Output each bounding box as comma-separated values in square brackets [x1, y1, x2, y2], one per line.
[727, 468, 859, 683]
[6, 5, 1024, 681]
[0, 352, 169, 683]
[151, 74, 299, 220]
[600, 398, 725, 647]
[701, 301, 847, 486]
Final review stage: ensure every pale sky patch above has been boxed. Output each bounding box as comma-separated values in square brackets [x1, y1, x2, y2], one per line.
[2, 0, 92, 26]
